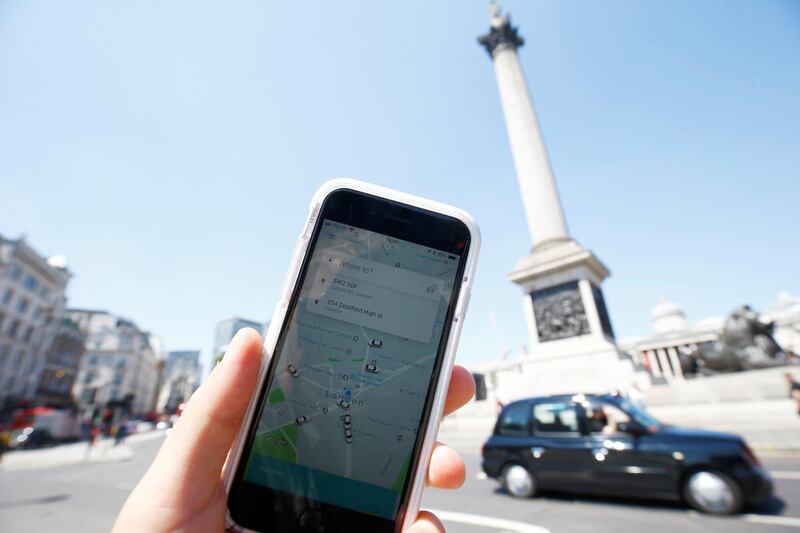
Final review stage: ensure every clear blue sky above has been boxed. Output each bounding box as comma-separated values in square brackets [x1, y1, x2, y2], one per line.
[1, 0, 798, 374]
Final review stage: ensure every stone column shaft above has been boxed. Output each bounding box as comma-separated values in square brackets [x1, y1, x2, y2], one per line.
[656, 349, 674, 382]
[667, 347, 684, 380]
[491, 45, 570, 248]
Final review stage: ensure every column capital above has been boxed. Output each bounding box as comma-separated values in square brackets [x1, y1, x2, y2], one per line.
[478, 14, 524, 58]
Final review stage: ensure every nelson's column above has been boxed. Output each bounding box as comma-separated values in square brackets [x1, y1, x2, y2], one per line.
[479, 4, 639, 395]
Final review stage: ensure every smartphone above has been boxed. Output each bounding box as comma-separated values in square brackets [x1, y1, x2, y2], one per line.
[224, 179, 480, 532]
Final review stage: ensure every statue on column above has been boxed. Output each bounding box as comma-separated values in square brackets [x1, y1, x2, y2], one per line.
[489, 1, 508, 28]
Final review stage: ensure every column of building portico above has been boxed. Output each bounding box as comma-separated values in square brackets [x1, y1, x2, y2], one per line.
[645, 350, 663, 378]
[655, 349, 674, 382]
[667, 347, 685, 380]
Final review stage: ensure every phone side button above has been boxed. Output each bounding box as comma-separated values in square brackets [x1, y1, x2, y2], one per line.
[303, 214, 317, 237]
[454, 289, 471, 322]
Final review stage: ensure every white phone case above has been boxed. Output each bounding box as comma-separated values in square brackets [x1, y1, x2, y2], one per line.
[223, 178, 481, 532]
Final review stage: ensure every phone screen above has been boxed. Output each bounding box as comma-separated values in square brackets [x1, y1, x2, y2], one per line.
[229, 189, 471, 531]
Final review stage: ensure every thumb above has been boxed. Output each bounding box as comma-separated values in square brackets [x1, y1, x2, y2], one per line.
[151, 328, 263, 501]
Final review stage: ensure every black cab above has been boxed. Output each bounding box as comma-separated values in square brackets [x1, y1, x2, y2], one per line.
[481, 393, 772, 515]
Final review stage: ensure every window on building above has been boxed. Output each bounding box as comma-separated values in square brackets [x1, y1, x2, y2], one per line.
[7, 319, 20, 338]
[497, 402, 530, 437]
[23, 275, 38, 291]
[2, 288, 13, 305]
[53, 375, 67, 393]
[16, 298, 29, 314]
[89, 356, 98, 366]
[40, 372, 53, 392]
[0, 311, 5, 331]
[40, 286, 50, 299]
[532, 402, 580, 435]
[22, 326, 33, 342]
[11, 349, 24, 368]
[10, 265, 22, 281]
[0, 343, 9, 366]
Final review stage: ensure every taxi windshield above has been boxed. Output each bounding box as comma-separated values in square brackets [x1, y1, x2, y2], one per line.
[616, 399, 663, 431]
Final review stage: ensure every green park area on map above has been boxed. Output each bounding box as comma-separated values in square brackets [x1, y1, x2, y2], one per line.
[251, 423, 298, 464]
[268, 388, 286, 405]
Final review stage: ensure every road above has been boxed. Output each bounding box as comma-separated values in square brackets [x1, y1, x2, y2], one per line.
[1, 434, 799, 532]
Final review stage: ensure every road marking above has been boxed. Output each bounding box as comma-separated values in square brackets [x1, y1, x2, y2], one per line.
[743, 514, 800, 528]
[476, 472, 488, 480]
[770, 470, 800, 480]
[429, 509, 551, 533]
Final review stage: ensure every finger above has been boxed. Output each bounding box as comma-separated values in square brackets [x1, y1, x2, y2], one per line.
[407, 510, 446, 533]
[426, 442, 466, 489]
[153, 328, 263, 498]
[442, 365, 475, 417]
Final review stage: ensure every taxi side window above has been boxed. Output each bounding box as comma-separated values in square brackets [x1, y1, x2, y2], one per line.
[585, 403, 630, 436]
[532, 402, 580, 435]
[497, 403, 530, 437]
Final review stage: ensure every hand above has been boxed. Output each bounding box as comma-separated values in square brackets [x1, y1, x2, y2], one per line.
[113, 328, 475, 533]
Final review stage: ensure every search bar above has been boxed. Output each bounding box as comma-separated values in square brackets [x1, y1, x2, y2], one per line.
[305, 252, 444, 344]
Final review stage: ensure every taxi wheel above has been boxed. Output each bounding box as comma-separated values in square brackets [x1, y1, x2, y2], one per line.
[683, 469, 744, 515]
[502, 464, 537, 499]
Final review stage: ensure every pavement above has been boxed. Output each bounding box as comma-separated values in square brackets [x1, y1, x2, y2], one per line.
[0, 430, 166, 472]
[2, 432, 800, 532]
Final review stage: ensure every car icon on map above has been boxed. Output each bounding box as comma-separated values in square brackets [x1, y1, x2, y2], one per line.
[344, 428, 353, 444]
[365, 360, 380, 374]
[295, 416, 309, 425]
[369, 339, 383, 348]
[287, 364, 299, 377]
[340, 414, 352, 427]
[337, 399, 351, 410]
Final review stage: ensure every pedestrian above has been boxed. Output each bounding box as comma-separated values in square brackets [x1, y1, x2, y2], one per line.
[84, 423, 101, 460]
[0, 427, 11, 462]
[785, 373, 800, 416]
[627, 383, 646, 410]
[114, 423, 129, 446]
[112, 328, 475, 533]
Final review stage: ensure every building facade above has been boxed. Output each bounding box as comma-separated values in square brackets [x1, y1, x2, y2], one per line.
[0, 234, 71, 410]
[156, 350, 200, 414]
[69, 309, 159, 417]
[763, 292, 800, 356]
[36, 317, 86, 407]
[618, 300, 722, 383]
[619, 293, 800, 383]
[212, 316, 266, 370]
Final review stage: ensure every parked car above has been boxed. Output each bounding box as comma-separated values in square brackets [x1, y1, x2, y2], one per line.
[9, 407, 80, 441]
[481, 393, 772, 515]
[136, 421, 155, 433]
[9, 427, 58, 449]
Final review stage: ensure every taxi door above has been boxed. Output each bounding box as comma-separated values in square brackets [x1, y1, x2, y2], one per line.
[582, 401, 675, 498]
[527, 401, 598, 492]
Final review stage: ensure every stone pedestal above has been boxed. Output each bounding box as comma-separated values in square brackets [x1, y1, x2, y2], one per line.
[506, 240, 637, 396]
